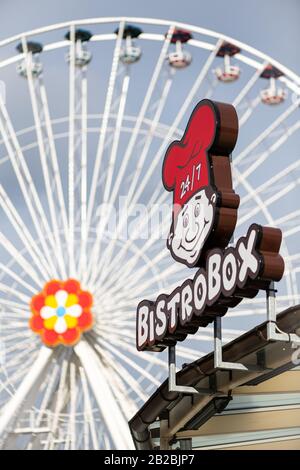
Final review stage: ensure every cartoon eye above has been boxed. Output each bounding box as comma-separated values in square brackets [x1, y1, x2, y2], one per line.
[194, 203, 200, 217]
[183, 213, 189, 228]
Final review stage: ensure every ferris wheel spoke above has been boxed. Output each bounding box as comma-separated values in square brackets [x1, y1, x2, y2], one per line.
[32, 360, 60, 433]
[45, 358, 69, 450]
[100, 244, 166, 300]
[39, 80, 69, 247]
[125, 39, 222, 211]
[234, 166, 296, 299]
[1, 345, 37, 379]
[237, 120, 300, 183]
[192, 326, 245, 341]
[275, 210, 300, 230]
[106, 25, 174, 209]
[92, 190, 170, 291]
[119, 254, 181, 296]
[66, 39, 92, 279]
[109, 262, 181, 304]
[99, 248, 171, 299]
[0, 264, 40, 296]
[0, 232, 42, 287]
[204, 76, 218, 99]
[79, 70, 88, 278]
[86, 73, 130, 286]
[96, 336, 161, 388]
[126, 72, 175, 205]
[3, 337, 37, 356]
[97, 310, 136, 323]
[98, 314, 135, 325]
[0, 282, 30, 304]
[79, 367, 100, 450]
[107, 253, 181, 299]
[283, 225, 300, 238]
[106, 333, 168, 368]
[94, 305, 135, 323]
[0, 307, 29, 319]
[234, 167, 274, 226]
[22, 45, 67, 280]
[104, 208, 171, 290]
[98, 352, 138, 419]
[94, 297, 138, 312]
[284, 254, 300, 264]
[74, 339, 134, 450]
[103, 74, 130, 205]
[68, 361, 77, 450]
[67, 25, 77, 277]
[0, 97, 59, 278]
[0, 358, 37, 394]
[228, 307, 273, 317]
[100, 348, 148, 403]
[0, 354, 38, 398]
[176, 345, 206, 361]
[0, 346, 52, 447]
[237, 178, 299, 228]
[247, 294, 294, 304]
[0, 312, 29, 329]
[238, 95, 261, 127]
[234, 99, 300, 169]
[240, 159, 300, 207]
[0, 377, 14, 402]
[0, 186, 52, 281]
[86, 21, 125, 234]
[0, 322, 29, 330]
[96, 191, 171, 292]
[85, 27, 175, 286]
[95, 39, 223, 279]
[0, 330, 32, 344]
[232, 62, 267, 107]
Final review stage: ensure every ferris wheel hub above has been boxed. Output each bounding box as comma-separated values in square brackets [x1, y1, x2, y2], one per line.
[29, 279, 94, 347]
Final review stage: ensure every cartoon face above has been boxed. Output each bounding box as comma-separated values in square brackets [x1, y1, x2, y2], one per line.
[167, 188, 217, 267]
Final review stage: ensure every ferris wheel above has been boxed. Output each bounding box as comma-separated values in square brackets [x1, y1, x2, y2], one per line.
[0, 16, 299, 450]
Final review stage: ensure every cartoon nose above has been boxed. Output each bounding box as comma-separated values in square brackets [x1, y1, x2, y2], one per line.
[186, 219, 199, 242]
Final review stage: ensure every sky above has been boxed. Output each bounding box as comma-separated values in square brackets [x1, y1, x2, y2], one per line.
[1, 0, 300, 75]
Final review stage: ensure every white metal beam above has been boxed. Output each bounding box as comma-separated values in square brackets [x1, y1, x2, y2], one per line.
[94, 39, 222, 286]
[79, 366, 100, 450]
[0, 346, 53, 447]
[86, 21, 125, 234]
[74, 340, 134, 450]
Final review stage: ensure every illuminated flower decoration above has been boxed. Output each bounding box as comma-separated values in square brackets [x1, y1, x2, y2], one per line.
[29, 279, 93, 347]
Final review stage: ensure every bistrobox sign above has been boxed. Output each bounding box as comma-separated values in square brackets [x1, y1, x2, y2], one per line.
[136, 99, 284, 352]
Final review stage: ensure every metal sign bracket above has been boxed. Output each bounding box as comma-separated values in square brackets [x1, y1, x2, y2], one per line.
[168, 282, 300, 390]
[168, 346, 225, 395]
[214, 281, 300, 372]
[213, 315, 255, 371]
[266, 282, 300, 345]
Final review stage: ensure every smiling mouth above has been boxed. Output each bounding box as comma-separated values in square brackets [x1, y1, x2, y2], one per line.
[179, 219, 209, 252]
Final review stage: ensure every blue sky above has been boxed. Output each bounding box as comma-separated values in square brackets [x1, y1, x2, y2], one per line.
[1, 0, 300, 74]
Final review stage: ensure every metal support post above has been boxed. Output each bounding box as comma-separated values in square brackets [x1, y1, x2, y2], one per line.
[267, 281, 300, 344]
[214, 316, 249, 371]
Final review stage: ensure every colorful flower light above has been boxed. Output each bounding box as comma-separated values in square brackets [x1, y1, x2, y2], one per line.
[29, 279, 93, 347]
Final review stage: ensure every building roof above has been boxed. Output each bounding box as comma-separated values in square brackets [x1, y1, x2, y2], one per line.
[129, 305, 300, 449]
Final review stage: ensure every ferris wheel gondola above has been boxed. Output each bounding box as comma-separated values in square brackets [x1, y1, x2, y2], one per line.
[260, 64, 287, 105]
[214, 41, 240, 82]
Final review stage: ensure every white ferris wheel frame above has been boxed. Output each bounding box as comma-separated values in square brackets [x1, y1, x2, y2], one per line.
[0, 17, 299, 450]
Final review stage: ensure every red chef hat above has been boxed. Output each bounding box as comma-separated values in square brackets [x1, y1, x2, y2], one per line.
[162, 100, 217, 219]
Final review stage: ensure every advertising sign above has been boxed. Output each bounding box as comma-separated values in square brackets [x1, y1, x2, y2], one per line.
[136, 99, 284, 352]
